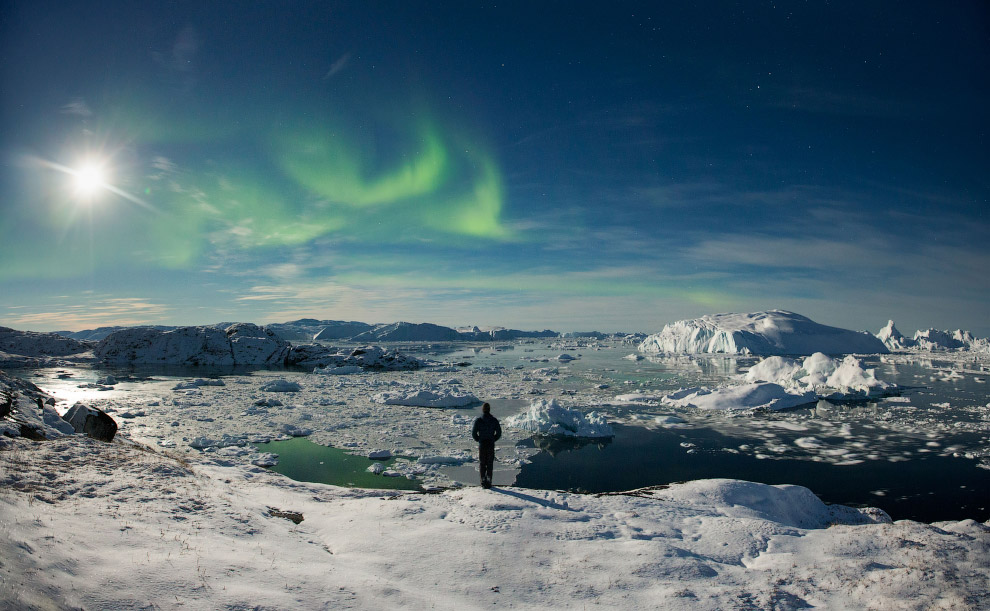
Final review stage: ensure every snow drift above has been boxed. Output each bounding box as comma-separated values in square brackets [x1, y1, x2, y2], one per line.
[640, 310, 888, 356]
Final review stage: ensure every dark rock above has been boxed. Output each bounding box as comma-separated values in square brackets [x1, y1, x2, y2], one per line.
[62, 403, 118, 442]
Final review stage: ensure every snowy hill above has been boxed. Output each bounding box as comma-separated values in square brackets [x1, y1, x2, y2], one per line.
[2, 434, 987, 610]
[639, 310, 888, 356]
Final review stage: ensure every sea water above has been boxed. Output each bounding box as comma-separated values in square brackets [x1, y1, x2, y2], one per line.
[438, 343, 990, 522]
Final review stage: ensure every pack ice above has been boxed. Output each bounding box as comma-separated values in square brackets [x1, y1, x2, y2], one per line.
[640, 310, 888, 356]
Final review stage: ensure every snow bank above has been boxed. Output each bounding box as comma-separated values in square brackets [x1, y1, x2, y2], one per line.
[640, 310, 888, 356]
[373, 384, 479, 408]
[6, 436, 986, 611]
[745, 352, 895, 399]
[663, 383, 817, 411]
[506, 398, 614, 437]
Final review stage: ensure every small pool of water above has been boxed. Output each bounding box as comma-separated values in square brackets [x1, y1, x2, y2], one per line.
[254, 437, 422, 491]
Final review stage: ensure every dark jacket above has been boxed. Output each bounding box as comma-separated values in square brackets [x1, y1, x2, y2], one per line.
[472, 413, 502, 443]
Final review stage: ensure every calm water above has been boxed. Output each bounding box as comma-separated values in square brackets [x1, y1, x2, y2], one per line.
[254, 437, 422, 491]
[512, 424, 990, 523]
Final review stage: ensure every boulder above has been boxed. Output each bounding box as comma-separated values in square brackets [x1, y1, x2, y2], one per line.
[62, 403, 118, 442]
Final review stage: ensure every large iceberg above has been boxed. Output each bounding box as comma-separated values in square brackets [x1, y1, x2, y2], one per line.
[506, 398, 614, 438]
[876, 320, 990, 354]
[640, 310, 888, 356]
[0, 327, 92, 357]
[94, 323, 289, 366]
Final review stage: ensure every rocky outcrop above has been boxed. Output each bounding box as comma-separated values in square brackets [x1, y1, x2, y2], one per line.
[62, 403, 117, 442]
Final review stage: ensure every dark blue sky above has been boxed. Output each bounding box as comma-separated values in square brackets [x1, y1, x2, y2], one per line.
[2, 1, 987, 334]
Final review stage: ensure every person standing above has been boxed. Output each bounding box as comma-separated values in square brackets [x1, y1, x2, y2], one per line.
[471, 402, 501, 489]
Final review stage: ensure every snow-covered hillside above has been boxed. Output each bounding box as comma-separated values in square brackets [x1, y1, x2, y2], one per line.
[2, 434, 987, 610]
[639, 310, 888, 356]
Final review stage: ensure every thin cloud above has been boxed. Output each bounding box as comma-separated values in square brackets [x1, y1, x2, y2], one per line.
[323, 52, 352, 79]
[61, 98, 93, 117]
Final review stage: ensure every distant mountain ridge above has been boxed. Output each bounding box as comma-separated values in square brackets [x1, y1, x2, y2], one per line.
[55, 319, 560, 344]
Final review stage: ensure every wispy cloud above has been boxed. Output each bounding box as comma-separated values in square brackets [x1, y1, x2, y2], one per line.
[323, 52, 352, 79]
[3, 297, 171, 331]
[61, 98, 93, 117]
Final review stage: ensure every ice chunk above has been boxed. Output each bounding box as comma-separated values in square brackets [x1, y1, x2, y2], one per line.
[313, 365, 362, 375]
[261, 379, 302, 393]
[663, 383, 816, 411]
[506, 398, 614, 438]
[373, 385, 479, 408]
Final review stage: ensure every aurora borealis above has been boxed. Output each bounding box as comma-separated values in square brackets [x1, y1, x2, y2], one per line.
[1, 2, 987, 333]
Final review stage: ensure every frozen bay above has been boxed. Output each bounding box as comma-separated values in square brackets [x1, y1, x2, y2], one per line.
[13, 339, 990, 522]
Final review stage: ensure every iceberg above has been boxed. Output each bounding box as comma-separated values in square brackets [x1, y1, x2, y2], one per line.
[506, 398, 614, 438]
[640, 310, 888, 356]
[875, 320, 990, 354]
[94, 323, 289, 366]
[373, 385, 479, 408]
[662, 383, 817, 411]
[744, 352, 895, 400]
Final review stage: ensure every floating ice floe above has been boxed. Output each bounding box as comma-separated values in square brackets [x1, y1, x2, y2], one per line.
[172, 378, 226, 390]
[372, 384, 479, 408]
[662, 383, 817, 411]
[260, 379, 302, 393]
[506, 398, 614, 438]
[663, 352, 899, 411]
[250, 453, 279, 467]
[312, 365, 362, 375]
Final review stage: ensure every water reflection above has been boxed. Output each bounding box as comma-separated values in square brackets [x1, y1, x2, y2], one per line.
[518, 434, 613, 456]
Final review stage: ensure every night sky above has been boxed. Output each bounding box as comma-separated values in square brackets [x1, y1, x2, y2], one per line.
[1, 2, 987, 334]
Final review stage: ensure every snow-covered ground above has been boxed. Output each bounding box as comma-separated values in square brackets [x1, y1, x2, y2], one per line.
[2, 434, 988, 610]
